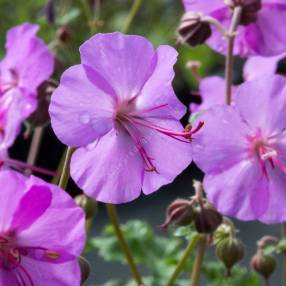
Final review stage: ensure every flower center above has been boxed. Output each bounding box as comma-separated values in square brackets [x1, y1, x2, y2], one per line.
[115, 101, 203, 172]
[249, 131, 286, 179]
[0, 234, 61, 286]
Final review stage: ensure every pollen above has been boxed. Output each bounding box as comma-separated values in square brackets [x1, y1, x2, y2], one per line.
[45, 250, 61, 260]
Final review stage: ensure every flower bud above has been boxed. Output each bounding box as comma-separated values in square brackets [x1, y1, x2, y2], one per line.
[78, 256, 91, 285]
[28, 80, 57, 127]
[56, 26, 72, 44]
[177, 11, 212, 47]
[194, 203, 223, 234]
[75, 194, 98, 219]
[161, 199, 195, 229]
[216, 237, 245, 276]
[251, 252, 276, 282]
[224, 0, 262, 25]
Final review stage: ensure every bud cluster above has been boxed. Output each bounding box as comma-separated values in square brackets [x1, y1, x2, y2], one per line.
[162, 181, 222, 234]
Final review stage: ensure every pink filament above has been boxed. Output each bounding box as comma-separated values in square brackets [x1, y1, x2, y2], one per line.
[116, 102, 203, 172]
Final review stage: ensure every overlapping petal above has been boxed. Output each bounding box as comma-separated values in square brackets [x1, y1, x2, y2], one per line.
[235, 75, 286, 134]
[141, 119, 192, 194]
[192, 105, 250, 174]
[80, 32, 156, 101]
[49, 65, 114, 147]
[71, 129, 144, 203]
[136, 45, 186, 120]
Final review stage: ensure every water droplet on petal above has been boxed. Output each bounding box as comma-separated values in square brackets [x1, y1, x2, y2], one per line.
[79, 114, 91, 125]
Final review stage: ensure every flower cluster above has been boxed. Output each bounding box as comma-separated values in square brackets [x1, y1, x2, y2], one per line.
[3, 0, 286, 283]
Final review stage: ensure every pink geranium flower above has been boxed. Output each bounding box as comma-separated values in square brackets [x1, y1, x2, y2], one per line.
[0, 23, 54, 150]
[50, 32, 200, 203]
[193, 75, 286, 223]
[183, 0, 286, 57]
[0, 170, 85, 285]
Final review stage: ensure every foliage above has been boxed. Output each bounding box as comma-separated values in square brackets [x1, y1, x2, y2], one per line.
[88, 220, 259, 286]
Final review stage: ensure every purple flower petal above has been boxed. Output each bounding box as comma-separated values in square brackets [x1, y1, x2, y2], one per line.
[1, 23, 54, 94]
[80, 32, 156, 101]
[259, 168, 286, 223]
[10, 185, 52, 233]
[243, 54, 285, 81]
[192, 105, 251, 174]
[0, 170, 26, 233]
[136, 45, 186, 120]
[246, 3, 286, 56]
[21, 259, 80, 286]
[71, 129, 144, 203]
[204, 159, 269, 221]
[235, 75, 286, 134]
[141, 119, 192, 194]
[17, 176, 85, 257]
[0, 170, 85, 285]
[49, 65, 114, 147]
[190, 76, 229, 112]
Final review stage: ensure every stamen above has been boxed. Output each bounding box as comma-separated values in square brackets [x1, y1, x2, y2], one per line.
[261, 150, 277, 161]
[131, 118, 204, 139]
[45, 250, 60, 260]
[132, 104, 169, 115]
[16, 265, 35, 286]
[121, 121, 158, 173]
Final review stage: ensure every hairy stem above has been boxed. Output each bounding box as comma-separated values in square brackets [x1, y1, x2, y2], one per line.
[225, 6, 242, 105]
[282, 223, 286, 286]
[166, 234, 201, 286]
[191, 235, 207, 286]
[58, 147, 74, 190]
[106, 204, 143, 285]
[122, 0, 143, 34]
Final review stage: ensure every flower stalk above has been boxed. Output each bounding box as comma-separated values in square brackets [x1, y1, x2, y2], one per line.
[106, 204, 143, 286]
[58, 147, 74, 190]
[122, 0, 143, 34]
[166, 233, 201, 286]
[225, 6, 242, 105]
[191, 235, 207, 286]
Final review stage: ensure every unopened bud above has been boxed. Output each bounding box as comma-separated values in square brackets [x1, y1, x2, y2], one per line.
[177, 11, 212, 47]
[161, 199, 194, 229]
[75, 194, 97, 219]
[56, 26, 72, 43]
[213, 218, 236, 244]
[251, 252, 276, 282]
[216, 237, 244, 276]
[79, 256, 91, 285]
[28, 80, 57, 127]
[194, 203, 223, 234]
[224, 0, 262, 25]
